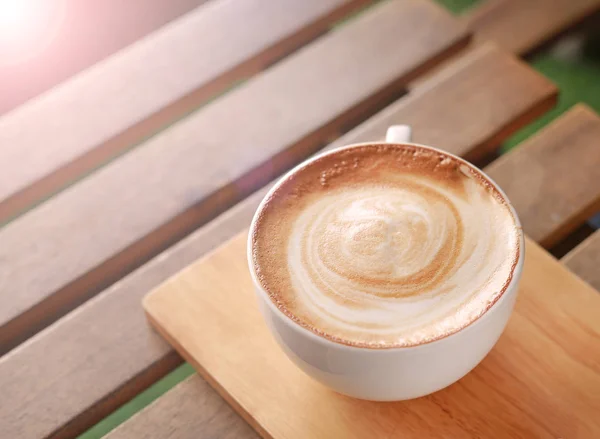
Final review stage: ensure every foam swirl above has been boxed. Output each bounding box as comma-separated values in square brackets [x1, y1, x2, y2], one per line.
[252, 144, 520, 348]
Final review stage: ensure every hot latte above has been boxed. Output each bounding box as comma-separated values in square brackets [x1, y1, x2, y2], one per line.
[250, 143, 520, 348]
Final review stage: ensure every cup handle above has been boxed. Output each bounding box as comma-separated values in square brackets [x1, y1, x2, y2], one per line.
[386, 125, 412, 143]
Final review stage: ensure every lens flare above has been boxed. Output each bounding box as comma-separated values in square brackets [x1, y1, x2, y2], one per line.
[0, 0, 65, 65]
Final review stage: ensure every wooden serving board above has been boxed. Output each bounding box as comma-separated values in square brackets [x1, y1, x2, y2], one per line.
[144, 232, 600, 438]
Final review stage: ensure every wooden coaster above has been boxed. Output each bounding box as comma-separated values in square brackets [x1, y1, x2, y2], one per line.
[144, 231, 600, 438]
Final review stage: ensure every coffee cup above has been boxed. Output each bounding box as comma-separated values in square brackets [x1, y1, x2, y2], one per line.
[247, 125, 524, 401]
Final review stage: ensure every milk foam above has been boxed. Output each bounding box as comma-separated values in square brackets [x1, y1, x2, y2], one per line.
[252, 144, 520, 348]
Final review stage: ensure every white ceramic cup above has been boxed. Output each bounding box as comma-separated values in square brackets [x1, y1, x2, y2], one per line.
[247, 126, 524, 401]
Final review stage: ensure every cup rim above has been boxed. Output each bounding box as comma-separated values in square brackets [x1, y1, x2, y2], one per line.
[247, 141, 525, 352]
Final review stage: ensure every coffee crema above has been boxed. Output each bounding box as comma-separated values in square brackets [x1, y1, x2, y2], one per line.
[251, 143, 521, 348]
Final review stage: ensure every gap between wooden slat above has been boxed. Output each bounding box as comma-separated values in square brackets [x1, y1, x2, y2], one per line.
[551, 222, 596, 259]
[0, 42, 562, 439]
[0, 0, 372, 225]
[561, 229, 600, 292]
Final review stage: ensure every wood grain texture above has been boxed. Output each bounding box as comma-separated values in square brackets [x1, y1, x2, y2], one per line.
[107, 376, 258, 439]
[485, 104, 600, 248]
[143, 232, 600, 439]
[0, 0, 371, 223]
[562, 229, 600, 291]
[0, 43, 560, 439]
[464, 0, 600, 55]
[0, 0, 469, 355]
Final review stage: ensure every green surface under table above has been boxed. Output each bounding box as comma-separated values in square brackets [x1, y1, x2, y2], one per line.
[79, 1, 600, 437]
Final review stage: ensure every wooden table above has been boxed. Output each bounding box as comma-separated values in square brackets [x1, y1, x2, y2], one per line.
[0, 1, 599, 438]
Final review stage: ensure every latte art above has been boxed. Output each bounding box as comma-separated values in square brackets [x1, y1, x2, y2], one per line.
[251, 144, 520, 348]
[293, 184, 462, 299]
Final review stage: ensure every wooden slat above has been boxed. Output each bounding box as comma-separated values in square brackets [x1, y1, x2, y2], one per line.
[562, 230, 600, 291]
[107, 377, 258, 439]
[0, 44, 557, 439]
[485, 104, 600, 248]
[464, 0, 600, 55]
[0, 0, 372, 223]
[0, 0, 469, 355]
